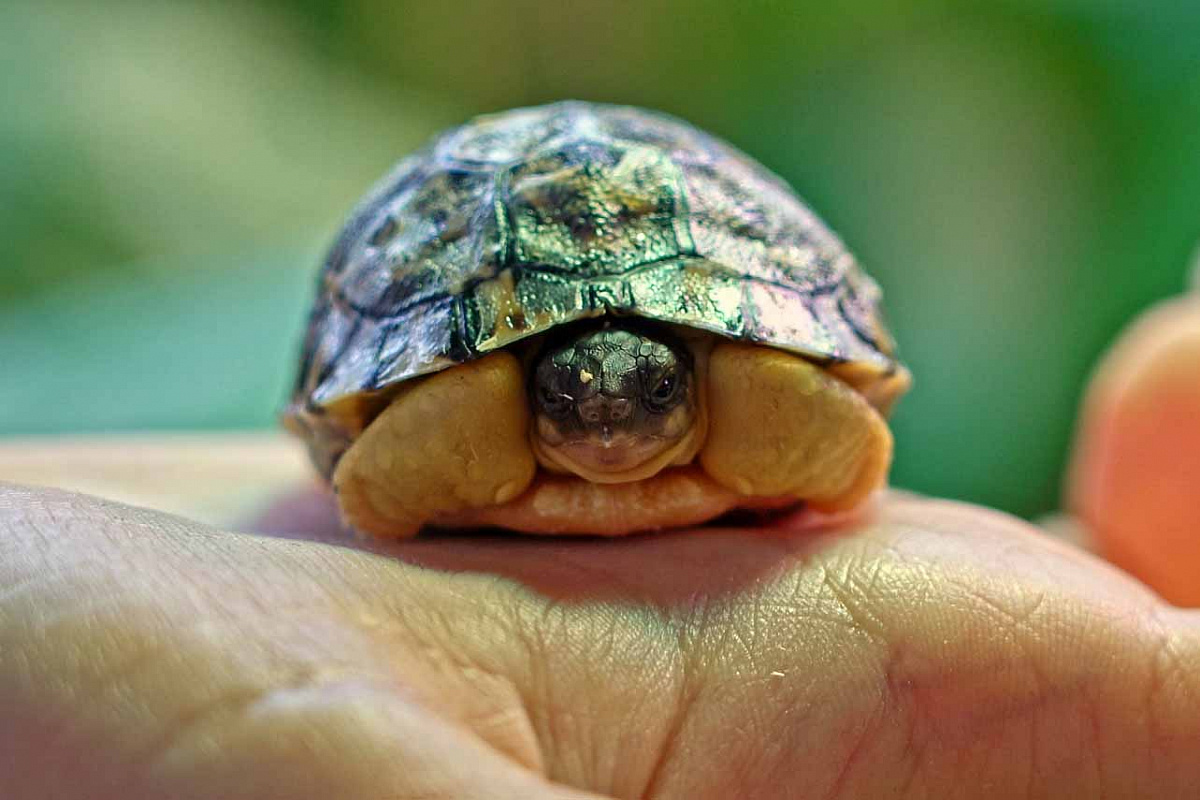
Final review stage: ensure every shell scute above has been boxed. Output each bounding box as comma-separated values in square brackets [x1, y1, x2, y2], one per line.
[505, 140, 688, 277]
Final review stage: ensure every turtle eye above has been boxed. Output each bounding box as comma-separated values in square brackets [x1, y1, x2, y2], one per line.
[537, 387, 574, 419]
[645, 372, 682, 412]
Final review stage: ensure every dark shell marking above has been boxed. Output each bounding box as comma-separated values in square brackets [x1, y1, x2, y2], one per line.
[287, 101, 904, 476]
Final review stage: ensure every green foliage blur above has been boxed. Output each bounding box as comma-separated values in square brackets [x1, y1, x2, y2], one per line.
[3, 0, 1199, 518]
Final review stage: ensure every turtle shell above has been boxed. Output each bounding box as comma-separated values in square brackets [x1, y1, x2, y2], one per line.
[286, 101, 907, 476]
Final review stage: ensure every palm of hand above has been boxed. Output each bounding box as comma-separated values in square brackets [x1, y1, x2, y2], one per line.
[2, 485, 1195, 800]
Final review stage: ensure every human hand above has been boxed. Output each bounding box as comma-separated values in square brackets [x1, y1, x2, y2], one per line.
[2, 299, 1198, 799]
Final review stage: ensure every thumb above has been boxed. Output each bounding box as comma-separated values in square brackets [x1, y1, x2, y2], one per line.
[1067, 295, 1200, 606]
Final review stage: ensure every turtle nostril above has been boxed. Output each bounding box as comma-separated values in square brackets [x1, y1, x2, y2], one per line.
[578, 397, 633, 425]
[609, 399, 633, 422]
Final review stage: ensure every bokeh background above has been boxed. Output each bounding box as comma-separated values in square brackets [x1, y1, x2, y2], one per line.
[2, 0, 1198, 519]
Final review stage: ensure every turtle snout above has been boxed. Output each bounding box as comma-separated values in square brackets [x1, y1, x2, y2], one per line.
[577, 396, 634, 425]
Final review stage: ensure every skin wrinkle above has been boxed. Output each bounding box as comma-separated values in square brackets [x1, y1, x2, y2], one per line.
[810, 521, 1123, 797]
[962, 578, 1079, 782]
[4, 543, 258, 789]
[883, 513, 1152, 796]
[121, 605, 417, 782]
[364, 577, 550, 773]
[699, 625, 795, 790]
[522, 597, 579, 782]
[828, 715, 883, 800]
[809, 560, 899, 799]
[822, 649, 894, 800]
[885, 607, 1119, 797]
[784, 559, 893, 799]
[1079, 692, 1107, 796]
[142, 680, 557, 800]
[637, 668, 700, 800]
[818, 562, 890, 644]
[409, 633, 545, 774]
[1144, 611, 1190, 766]
[409, 561, 680, 786]
[631, 581, 711, 799]
[640, 559, 883, 798]
[508, 601, 571, 784]
[881, 643, 925, 799]
[591, 613, 680, 795]
[599, 613, 689, 796]
[1023, 666, 1043, 800]
[140, 681, 298, 781]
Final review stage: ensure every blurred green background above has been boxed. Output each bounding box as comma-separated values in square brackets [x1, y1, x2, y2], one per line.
[2, 1, 1198, 519]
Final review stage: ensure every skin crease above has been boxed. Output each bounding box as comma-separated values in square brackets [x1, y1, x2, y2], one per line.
[1, 300, 1200, 798]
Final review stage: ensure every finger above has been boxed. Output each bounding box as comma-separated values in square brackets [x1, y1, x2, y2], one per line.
[0, 484, 608, 800]
[1066, 297, 1200, 606]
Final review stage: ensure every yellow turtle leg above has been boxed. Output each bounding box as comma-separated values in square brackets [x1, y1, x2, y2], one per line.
[333, 352, 537, 538]
[699, 343, 893, 512]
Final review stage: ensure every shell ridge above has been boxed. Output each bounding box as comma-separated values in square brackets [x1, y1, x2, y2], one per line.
[451, 294, 476, 363]
[493, 165, 517, 269]
[310, 312, 364, 401]
[365, 321, 396, 387]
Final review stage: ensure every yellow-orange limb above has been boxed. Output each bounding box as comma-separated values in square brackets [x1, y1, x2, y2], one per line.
[333, 352, 537, 538]
[700, 343, 893, 512]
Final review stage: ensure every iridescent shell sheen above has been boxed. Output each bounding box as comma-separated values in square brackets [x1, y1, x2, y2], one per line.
[286, 101, 907, 476]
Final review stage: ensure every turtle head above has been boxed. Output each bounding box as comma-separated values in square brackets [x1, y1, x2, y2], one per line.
[530, 324, 699, 483]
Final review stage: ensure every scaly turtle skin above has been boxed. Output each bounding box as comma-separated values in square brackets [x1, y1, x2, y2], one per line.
[285, 101, 910, 537]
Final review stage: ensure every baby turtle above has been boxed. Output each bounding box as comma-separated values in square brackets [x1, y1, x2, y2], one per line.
[285, 101, 911, 537]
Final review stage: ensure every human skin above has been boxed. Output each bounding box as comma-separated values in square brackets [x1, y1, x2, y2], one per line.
[1, 299, 1199, 799]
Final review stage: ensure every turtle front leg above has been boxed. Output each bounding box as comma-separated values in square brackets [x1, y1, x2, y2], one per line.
[699, 343, 893, 512]
[332, 352, 537, 538]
